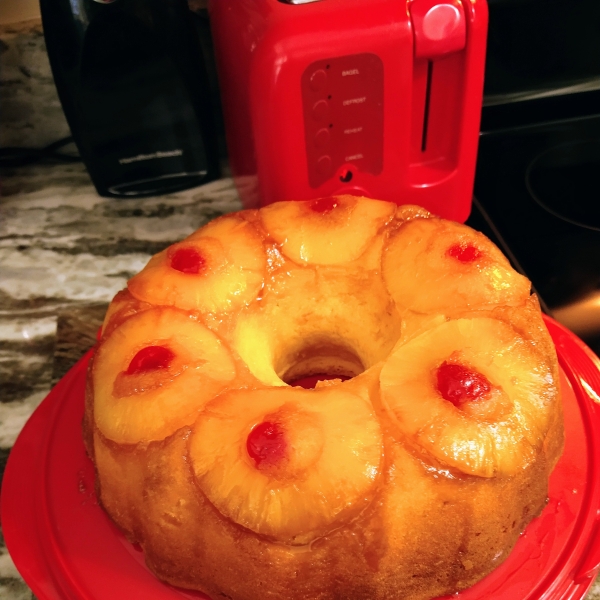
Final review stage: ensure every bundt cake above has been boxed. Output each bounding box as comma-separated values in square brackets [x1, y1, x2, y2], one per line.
[84, 196, 563, 600]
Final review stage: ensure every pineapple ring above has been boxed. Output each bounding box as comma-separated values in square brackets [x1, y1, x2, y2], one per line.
[93, 307, 236, 444]
[188, 386, 384, 543]
[380, 317, 558, 478]
[382, 217, 531, 313]
[260, 194, 395, 265]
[128, 214, 266, 313]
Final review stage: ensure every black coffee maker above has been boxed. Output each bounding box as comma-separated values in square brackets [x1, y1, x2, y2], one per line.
[40, 0, 220, 197]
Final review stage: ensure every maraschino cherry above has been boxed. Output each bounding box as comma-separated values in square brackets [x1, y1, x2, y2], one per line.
[436, 361, 491, 407]
[247, 421, 287, 468]
[446, 243, 481, 263]
[170, 247, 206, 274]
[126, 345, 175, 374]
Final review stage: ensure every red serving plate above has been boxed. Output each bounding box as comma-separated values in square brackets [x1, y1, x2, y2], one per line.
[2, 316, 600, 600]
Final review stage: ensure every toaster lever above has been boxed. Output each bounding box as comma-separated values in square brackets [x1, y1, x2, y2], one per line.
[410, 0, 466, 59]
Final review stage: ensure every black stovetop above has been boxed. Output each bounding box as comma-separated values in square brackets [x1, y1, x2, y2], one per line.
[467, 104, 600, 357]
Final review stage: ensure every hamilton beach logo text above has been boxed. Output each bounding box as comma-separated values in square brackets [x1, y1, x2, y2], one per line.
[119, 149, 183, 165]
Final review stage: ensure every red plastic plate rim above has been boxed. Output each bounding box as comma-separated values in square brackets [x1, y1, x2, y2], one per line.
[1, 315, 599, 600]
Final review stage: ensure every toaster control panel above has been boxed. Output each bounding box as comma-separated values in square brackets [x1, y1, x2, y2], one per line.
[301, 53, 383, 188]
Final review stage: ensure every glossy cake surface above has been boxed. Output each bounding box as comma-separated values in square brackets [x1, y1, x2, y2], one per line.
[85, 196, 564, 600]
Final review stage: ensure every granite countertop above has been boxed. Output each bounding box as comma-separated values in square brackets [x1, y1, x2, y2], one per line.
[1, 163, 599, 600]
[0, 163, 243, 599]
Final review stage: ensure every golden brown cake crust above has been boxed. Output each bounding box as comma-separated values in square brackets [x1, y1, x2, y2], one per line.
[85, 197, 564, 600]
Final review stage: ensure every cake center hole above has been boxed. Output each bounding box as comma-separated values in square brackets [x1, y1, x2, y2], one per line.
[279, 341, 365, 389]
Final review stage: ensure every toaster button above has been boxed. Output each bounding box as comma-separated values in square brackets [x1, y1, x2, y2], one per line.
[312, 100, 330, 121]
[410, 0, 466, 58]
[310, 69, 328, 92]
[317, 155, 332, 175]
[302, 53, 384, 188]
[314, 128, 330, 148]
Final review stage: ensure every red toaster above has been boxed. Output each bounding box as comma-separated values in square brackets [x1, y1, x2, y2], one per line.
[208, 0, 488, 222]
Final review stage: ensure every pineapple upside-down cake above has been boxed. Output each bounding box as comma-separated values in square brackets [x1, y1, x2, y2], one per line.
[85, 196, 564, 600]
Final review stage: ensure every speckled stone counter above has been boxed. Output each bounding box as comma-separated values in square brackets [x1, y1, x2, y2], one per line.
[0, 163, 242, 599]
[1, 163, 599, 600]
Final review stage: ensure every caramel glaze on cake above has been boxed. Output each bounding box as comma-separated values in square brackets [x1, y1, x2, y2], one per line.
[84, 197, 564, 600]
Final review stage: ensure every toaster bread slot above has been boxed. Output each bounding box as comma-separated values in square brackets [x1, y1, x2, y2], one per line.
[408, 0, 480, 194]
